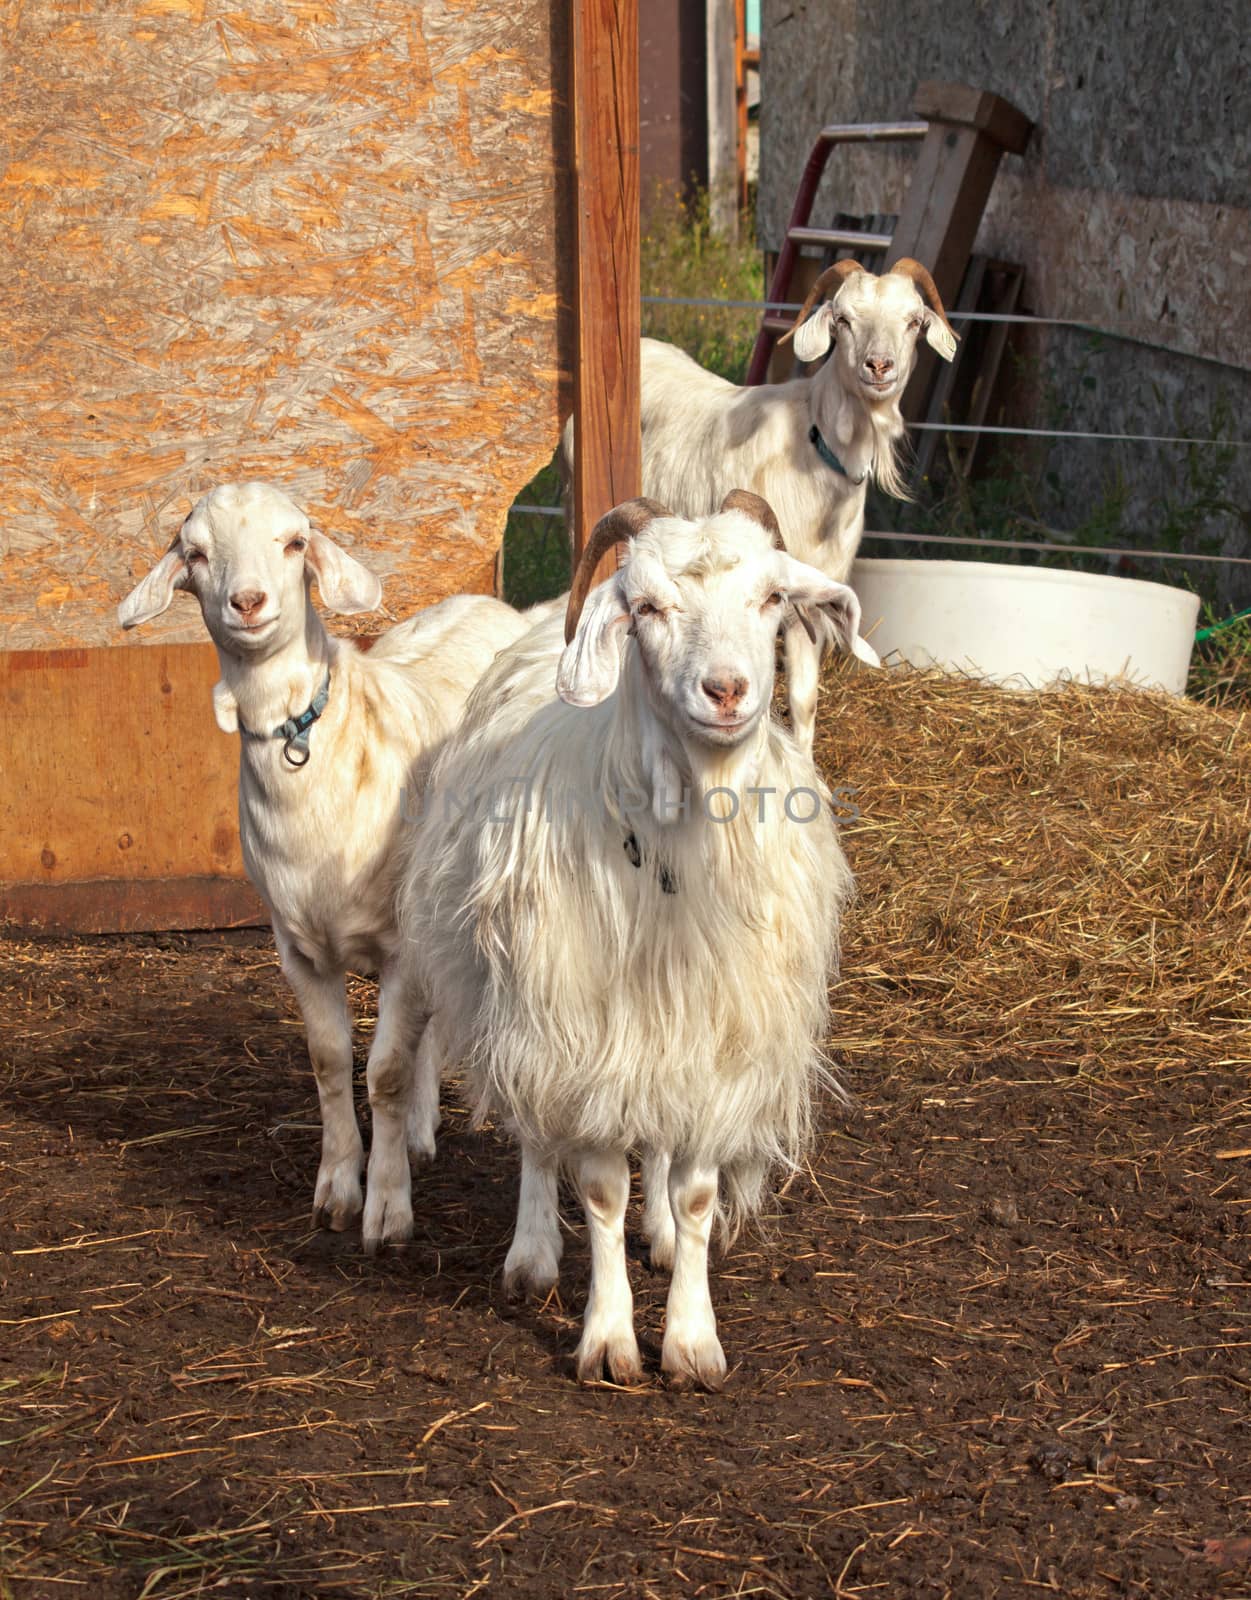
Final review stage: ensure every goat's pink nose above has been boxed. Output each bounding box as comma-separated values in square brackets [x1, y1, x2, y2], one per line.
[864, 355, 894, 378]
[230, 589, 267, 620]
[702, 675, 748, 711]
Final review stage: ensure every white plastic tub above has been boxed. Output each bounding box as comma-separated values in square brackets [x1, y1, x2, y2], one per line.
[850, 558, 1200, 694]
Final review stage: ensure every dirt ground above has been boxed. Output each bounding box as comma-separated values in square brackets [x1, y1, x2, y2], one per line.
[2, 672, 1249, 1599]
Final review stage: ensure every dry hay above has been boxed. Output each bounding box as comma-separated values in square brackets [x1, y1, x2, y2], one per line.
[818, 665, 1251, 1085]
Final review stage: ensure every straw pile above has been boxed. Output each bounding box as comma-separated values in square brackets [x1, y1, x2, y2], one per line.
[815, 665, 1251, 1082]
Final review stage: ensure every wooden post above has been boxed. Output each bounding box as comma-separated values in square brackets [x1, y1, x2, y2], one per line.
[888, 82, 1032, 422]
[570, 0, 641, 581]
[706, 0, 738, 240]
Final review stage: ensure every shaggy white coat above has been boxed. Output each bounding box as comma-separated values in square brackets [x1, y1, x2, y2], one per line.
[400, 505, 857, 1386]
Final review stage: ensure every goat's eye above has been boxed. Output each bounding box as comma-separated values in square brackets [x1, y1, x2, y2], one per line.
[835, 315, 851, 332]
[285, 537, 307, 554]
[184, 549, 206, 567]
[764, 590, 784, 608]
[635, 600, 657, 618]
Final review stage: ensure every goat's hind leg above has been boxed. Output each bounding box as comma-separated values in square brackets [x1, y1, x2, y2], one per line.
[503, 1138, 563, 1299]
[641, 1147, 675, 1270]
[277, 931, 363, 1233]
[406, 1009, 444, 1162]
[361, 958, 422, 1253]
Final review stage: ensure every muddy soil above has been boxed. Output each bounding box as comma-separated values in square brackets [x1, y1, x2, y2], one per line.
[2, 928, 1248, 1599]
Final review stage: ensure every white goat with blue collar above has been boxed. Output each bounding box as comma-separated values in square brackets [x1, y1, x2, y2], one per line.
[634, 258, 957, 753]
[399, 492, 860, 1388]
[118, 481, 532, 1253]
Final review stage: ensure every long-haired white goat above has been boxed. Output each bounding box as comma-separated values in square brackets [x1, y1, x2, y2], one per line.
[399, 491, 860, 1387]
[633, 258, 957, 752]
[118, 482, 531, 1253]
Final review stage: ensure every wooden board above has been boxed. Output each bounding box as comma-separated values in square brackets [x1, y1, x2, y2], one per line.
[887, 82, 1033, 424]
[1, 0, 571, 653]
[0, 643, 265, 932]
[569, 0, 641, 578]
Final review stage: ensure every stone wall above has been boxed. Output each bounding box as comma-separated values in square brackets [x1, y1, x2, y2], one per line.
[758, 0, 1251, 606]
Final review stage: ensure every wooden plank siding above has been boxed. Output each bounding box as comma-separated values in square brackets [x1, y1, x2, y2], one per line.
[0, 642, 265, 932]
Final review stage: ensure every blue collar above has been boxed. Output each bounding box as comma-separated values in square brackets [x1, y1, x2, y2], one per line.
[240, 667, 331, 768]
[809, 423, 865, 484]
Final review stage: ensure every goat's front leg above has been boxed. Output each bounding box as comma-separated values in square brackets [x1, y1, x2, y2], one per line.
[574, 1149, 642, 1385]
[503, 1138, 563, 1299]
[277, 932, 362, 1233]
[361, 959, 422, 1253]
[660, 1158, 726, 1390]
[640, 1147, 675, 1269]
[784, 613, 822, 758]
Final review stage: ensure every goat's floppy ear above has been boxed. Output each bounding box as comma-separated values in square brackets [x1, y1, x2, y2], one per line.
[556, 577, 631, 707]
[791, 303, 835, 364]
[776, 555, 881, 668]
[923, 313, 958, 363]
[823, 590, 881, 666]
[304, 530, 383, 615]
[118, 539, 189, 630]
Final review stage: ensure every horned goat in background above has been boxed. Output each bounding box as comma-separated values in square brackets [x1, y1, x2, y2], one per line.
[399, 492, 860, 1388]
[625, 258, 957, 752]
[119, 482, 532, 1253]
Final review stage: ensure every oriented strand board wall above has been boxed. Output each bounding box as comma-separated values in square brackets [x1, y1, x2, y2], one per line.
[1, 0, 569, 652]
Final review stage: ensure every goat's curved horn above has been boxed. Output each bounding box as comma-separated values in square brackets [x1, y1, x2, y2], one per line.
[719, 489, 785, 551]
[886, 257, 957, 337]
[564, 497, 671, 644]
[777, 259, 867, 347]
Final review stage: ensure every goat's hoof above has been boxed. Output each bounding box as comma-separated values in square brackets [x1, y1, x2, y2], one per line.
[312, 1187, 362, 1233]
[313, 1160, 363, 1234]
[502, 1237, 562, 1301]
[661, 1330, 727, 1392]
[313, 1204, 357, 1233]
[361, 1192, 414, 1256]
[646, 1232, 676, 1272]
[405, 1120, 439, 1164]
[575, 1329, 644, 1387]
[502, 1259, 560, 1303]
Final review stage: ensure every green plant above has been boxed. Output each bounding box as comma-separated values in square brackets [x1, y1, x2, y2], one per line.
[500, 456, 569, 610]
[1188, 606, 1251, 707]
[640, 186, 764, 383]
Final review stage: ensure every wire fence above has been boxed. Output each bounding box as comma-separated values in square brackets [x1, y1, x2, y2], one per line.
[641, 294, 1251, 451]
[505, 295, 1249, 616]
